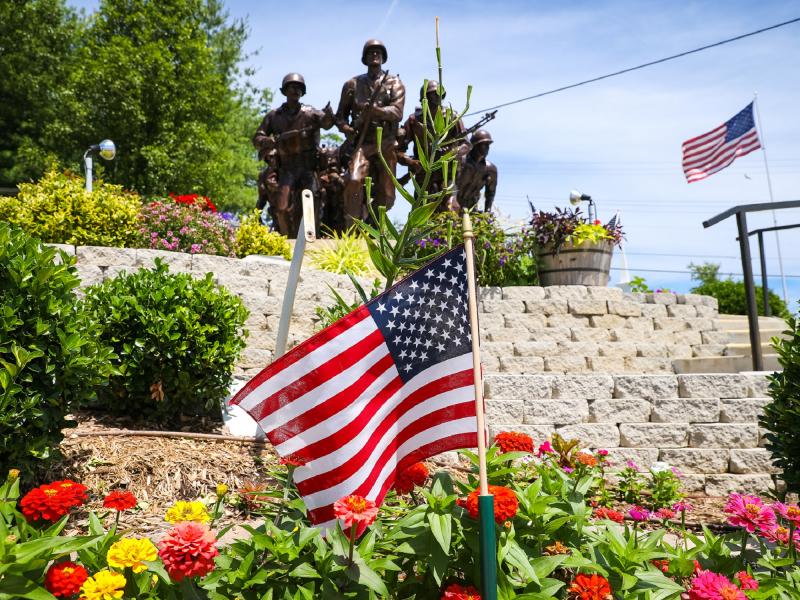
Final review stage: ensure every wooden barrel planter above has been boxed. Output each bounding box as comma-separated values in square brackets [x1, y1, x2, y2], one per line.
[537, 240, 613, 286]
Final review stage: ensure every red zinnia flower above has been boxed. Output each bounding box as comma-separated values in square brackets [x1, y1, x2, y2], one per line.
[593, 507, 624, 524]
[44, 561, 88, 597]
[464, 485, 518, 523]
[494, 431, 534, 454]
[568, 573, 613, 599]
[103, 490, 137, 512]
[394, 462, 430, 494]
[651, 559, 670, 573]
[736, 571, 758, 591]
[333, 495, 379, 531]
[158, 521, 219, 582]
[441, 582, 481, 599]
[19, 480, 88, 523]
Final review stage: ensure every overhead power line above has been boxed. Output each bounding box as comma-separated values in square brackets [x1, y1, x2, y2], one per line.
[610, 267, 800, 279]
[466, 17, 800, 116]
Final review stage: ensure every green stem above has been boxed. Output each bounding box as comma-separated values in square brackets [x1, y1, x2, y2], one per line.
[681, 509, 687, 551]
[210, 497, 222, 528]
[114, 510, 120, 533]
[274, 466, 294, 527]
[740, 528, 748, 567]
[347, 522, 358, 565]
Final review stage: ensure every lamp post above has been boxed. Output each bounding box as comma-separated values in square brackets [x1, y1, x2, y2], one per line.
[569, 189, 596, 222]
[84, 139, 116, 193]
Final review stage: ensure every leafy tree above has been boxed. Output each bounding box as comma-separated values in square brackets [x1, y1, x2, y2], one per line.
[688, 261, 789, 317]
[0, 0, 82, 186]
[69, 0, 262, 211]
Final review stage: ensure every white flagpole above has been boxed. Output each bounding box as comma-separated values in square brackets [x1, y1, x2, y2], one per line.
[753, 93, 789, 305]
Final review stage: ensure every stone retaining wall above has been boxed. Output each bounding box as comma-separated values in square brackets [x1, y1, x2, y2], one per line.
[57, 245, 777, 492]
[485, 372, 777, 495]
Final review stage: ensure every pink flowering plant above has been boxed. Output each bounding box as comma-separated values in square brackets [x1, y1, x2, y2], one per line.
[138, 200, 236, 256]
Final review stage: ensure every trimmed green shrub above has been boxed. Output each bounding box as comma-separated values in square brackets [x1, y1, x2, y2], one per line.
[0, 223, 114, 478]
[691, 279, 789, 317]
[81, 259, 249, 423]
[0, 169, 142, 247]
[234, 210, 291, 259]
[761, 312, 800, 494]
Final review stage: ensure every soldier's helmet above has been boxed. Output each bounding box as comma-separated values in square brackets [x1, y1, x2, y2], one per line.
[420, 79, 446, 102]
[280, 73, 306, 96]
[361, 39, 388, 65]
[471, 130, 494, 146]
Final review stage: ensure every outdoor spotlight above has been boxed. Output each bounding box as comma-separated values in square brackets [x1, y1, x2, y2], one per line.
[569, 189, 596, 222]
[84, 139, 116, 192]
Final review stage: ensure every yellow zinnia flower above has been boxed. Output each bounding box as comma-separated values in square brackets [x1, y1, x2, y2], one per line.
[80, 569, 126, 600]
[164, 500, 210, 524]
[107, 537, 157, 573]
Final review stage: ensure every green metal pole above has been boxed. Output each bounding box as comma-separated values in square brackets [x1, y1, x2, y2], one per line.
[479, 495, 497, 600]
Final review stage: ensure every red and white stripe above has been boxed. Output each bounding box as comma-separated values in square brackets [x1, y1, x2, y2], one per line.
[230, 304, 477, 528]
[682, 124, 761, 183]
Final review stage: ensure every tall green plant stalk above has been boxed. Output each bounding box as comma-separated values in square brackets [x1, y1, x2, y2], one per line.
[349, 22, 474, 297]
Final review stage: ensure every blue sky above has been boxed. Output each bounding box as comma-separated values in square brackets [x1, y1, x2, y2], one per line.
[68, 0, 800, 306]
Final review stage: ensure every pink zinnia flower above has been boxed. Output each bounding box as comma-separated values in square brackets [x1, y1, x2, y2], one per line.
[628, 506, 650, 522]
[158, 521, 219, 582]
[688, 571, 745, 600]
[735, 571, 758, 591]
[596, 449, 609, 457]
[536, 440, 553, 457]
[625, 460, 640, 472]
[773, 502, 800, 526]
[724, 494, 776, 533]
[673, 500, 693, 513]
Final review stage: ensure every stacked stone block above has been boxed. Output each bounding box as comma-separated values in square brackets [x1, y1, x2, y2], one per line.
[484, 372, 777, 495]
[479, 285, 723, 374]
[61, 245, 364, 379]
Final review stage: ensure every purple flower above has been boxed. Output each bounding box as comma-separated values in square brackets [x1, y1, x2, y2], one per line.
[418, 239, 427, 248]
[562, 466, 574, 474]
[626, 460, 640, 472]
[484, 241, 491, 249]
[433, 239, 440, 247]
[628, 506, 650, 522]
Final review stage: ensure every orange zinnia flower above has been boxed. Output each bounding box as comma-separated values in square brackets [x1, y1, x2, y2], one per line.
[464, 485, 519, 523]
[441, 582, 481, 599]
[568, 573, 613, 599]
[494, 431, 534, 454]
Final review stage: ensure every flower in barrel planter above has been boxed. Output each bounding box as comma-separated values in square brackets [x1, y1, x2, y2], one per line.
[528, 205, 623, 286]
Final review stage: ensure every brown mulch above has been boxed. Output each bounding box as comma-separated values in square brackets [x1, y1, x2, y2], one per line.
[43, 410, 279, 538]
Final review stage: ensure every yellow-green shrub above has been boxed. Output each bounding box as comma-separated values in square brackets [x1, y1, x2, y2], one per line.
[234, 210, 291, 259]
[0, 169, 142, 246]
[308, 227, 375, 276]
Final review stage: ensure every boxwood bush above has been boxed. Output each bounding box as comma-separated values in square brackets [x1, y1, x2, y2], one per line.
[0, 223, 115, 478]
[0, 169, 142, 247]
[81, 259, 249, 423]
[761, 311, 800, 494]
[234, 210, 291, 259]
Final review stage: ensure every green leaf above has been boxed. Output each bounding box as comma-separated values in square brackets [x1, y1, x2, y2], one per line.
[427, 510, 452, 554]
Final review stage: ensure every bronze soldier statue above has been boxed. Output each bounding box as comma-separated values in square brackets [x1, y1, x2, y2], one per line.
[336, 39, 405, 227]
[397, 79, 468, 211]
[455, 129, 497, 213]
[252, 73, 335, 236]
[317, 144, 346, 233]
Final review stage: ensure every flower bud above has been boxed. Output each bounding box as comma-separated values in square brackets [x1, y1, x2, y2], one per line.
[7, 469, 19, 481]
[215, 483, 228, 498]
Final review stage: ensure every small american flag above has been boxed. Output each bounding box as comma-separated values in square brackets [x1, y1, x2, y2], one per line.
[230, 246, 478, 528]
[682, 102, 762, 183]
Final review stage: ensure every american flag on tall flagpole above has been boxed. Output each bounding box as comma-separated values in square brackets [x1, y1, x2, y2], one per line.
[682, 102, 762, 183]
[230, 246, 478, 528]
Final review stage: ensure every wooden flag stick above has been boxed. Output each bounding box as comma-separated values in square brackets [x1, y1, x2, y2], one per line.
[463, 211, 497, 600]
[462, 212, 489, 494]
